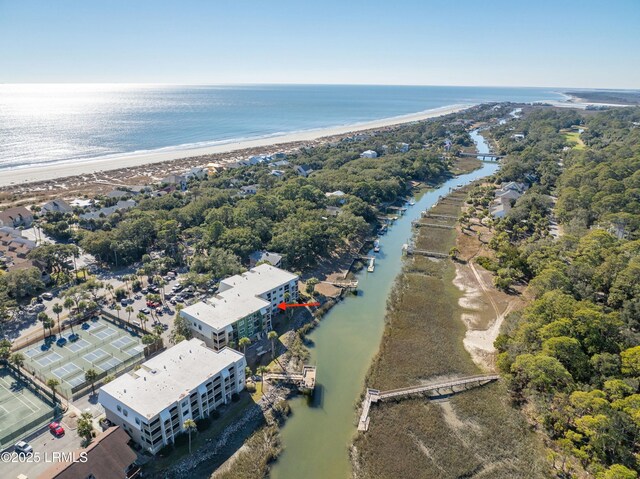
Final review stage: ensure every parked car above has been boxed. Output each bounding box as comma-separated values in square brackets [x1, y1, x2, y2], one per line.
[42, 292, 54, 300]
[141, 288, 148, 294]
[14, 441, 33, 454]
[49, 422, 65, 437]
[140, 308, 150, 314]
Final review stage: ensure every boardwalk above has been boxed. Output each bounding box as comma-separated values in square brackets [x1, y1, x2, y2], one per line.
[358, 374, 499, 431]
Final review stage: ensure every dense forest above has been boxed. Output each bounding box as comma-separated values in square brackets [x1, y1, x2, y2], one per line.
[485, 107, 640, 478]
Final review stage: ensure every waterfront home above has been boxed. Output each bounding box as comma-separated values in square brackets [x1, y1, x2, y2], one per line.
[185, 167, 208, 180]
[40, 199, 73, 215]
[180, 264, 299, 350]
[490, 182, 528, 218]
[294, 165, 314, 177]
[160, 174, 187, 190]
[248, 155, 268, 165]
[39, 426, 139, 479]
[98, 339, 246, 455]
[249, 250, 283, 268]
[0, 206, 33, 228]
[272, 152, 287, 160]
[79, 200, 137, 223]
[269, 160, 290, 169]
[360, 150, 378, 159]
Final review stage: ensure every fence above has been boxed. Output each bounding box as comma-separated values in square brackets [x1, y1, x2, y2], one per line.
[0, 363, 62, 450]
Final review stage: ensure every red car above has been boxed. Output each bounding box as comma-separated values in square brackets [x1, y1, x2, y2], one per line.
[146, 300, 161, 308]
[49, 422, 65, 437]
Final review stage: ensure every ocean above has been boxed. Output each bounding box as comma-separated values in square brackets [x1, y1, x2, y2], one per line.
[0, 84, 563, 171]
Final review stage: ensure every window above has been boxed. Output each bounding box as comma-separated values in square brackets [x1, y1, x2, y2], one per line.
[198, 325, 202, 330]
[135, 417, 140, 425]
[117, 405, 122, 413]
[123, 409, 128, 417]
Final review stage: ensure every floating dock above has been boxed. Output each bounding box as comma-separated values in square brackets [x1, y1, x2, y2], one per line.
[367, 257, 375, 272]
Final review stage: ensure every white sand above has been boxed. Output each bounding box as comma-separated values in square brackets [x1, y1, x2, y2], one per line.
[0, 104, 473, 187]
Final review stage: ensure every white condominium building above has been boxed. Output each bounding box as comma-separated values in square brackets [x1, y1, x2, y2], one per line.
[98, 338, 246, 454]
[181, 264, 298, 350]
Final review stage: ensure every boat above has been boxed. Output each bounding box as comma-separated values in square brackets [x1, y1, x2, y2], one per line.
[408, 199, 415, 206]
[373, 240, 380, 253]
[367, 258, 375, 272]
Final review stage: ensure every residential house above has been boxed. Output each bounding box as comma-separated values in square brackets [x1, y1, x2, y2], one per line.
[79, 200, 137, 223]
[185, 167, 207, 180]
[40, 199, 72, 215]
[269, 160, 290, 169]
[38, 426, 140, 479]
[489, 182, 528, 218]
[294, 165, 313, 177]
[397, 142, 410, 153]
[0, 206, 33, 228]
[180, 265, 298, 350]
[360, 150, 378, 159]
[0, 227, 38, 271]
[240, 185, 258, 195]
[249, 250, 283, 268]
[325, 190, 346, 204]
[160, 175, 187, 190]
[270, 170, 286, 177]
[98, 339, 246, 455]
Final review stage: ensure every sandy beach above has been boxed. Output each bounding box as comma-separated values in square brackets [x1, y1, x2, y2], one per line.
[0, 104, 471, 189]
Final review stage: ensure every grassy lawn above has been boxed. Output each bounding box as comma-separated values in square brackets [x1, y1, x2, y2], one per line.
[563, 131, 585, 150]
[142, 392, 262, 477]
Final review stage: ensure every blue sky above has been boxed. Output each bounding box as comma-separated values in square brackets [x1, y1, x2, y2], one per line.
[1, 0, 639, 88]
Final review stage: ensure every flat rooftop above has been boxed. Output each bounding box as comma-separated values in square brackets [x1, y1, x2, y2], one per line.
[182, 265, 298, 332]
[99, 338, 244, 420]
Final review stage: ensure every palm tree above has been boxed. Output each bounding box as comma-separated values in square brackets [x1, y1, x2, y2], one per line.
[153, 323, 164, 337]
[238, 337, 251, 355]
[183, 419, 197, 454]
[106, 283, 115, 303]
[115, 304, 122, 320]
[52, 303, 63, 335]
[137, 312, 148, 332]
[256, 365, 268, 384]
[10, 352, 25, 372]
[125, 306, 134, 325]
[267, 331, 278, 358]
[85, 368, 98, 394]
[46, 378, 60, 400]
[37, 312, 50, 340]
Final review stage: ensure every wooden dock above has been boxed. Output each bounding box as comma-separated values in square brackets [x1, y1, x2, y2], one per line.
[357, 374, 499, 431]
[263, 365, 317, 393]
[412, 221, 455, 230]
[421, 212, 458, 220]
[367, 257, 375, 272]
[404, 246, 449, 259]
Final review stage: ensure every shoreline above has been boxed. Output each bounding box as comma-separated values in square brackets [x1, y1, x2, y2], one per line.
[0, 104, 472, 189]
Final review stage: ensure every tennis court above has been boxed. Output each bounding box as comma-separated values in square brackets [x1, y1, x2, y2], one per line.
[0, 367, 56, 449]
[20, 316, 146, 399]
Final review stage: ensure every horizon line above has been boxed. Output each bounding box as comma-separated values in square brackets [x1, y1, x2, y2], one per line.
[0, 82, 638, 91]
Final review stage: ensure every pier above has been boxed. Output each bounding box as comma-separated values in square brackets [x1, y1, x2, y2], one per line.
[403, 245, 449, 259]
[263, 365, 317, 394]
[357, 374, 499, 431]
[411, 220, 455, 230]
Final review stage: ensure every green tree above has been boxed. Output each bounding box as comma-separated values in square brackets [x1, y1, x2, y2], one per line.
[10, 352, 25, 372]
[85, 368, 98, 395]
[183, 418, 197, 454]
[77, 412, 94, 443]
[621, 346, 640, 377]
[238, 336, 251, 354]
[267, 330, 278, 358]
[52, 303, 63, 334]
[597, 464, 638, 479]
[46, 378, 60, 400]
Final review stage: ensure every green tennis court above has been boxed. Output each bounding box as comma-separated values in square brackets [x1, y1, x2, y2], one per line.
[0, 367, 56, 449]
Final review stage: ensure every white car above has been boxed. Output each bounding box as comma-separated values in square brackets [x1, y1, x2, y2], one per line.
[15, 441, 33, 454]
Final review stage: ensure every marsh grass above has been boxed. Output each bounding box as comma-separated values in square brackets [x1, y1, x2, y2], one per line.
[352, 192, 548, 479]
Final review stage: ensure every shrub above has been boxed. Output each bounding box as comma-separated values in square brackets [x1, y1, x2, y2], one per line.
[231, 392, 240, 402]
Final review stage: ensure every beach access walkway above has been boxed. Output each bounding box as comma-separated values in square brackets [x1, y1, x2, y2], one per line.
[358, 374, 500, 431]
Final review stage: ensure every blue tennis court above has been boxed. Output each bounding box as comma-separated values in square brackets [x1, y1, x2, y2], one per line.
[34, 351, 63, 367]
[83, 349, 109, 364]
[52, 363, 82, 380]
[97, 357, 120, 371]
[67, 338, 91, 353]
[111, 336, 136, 350]
[91, 327, 117, 340]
